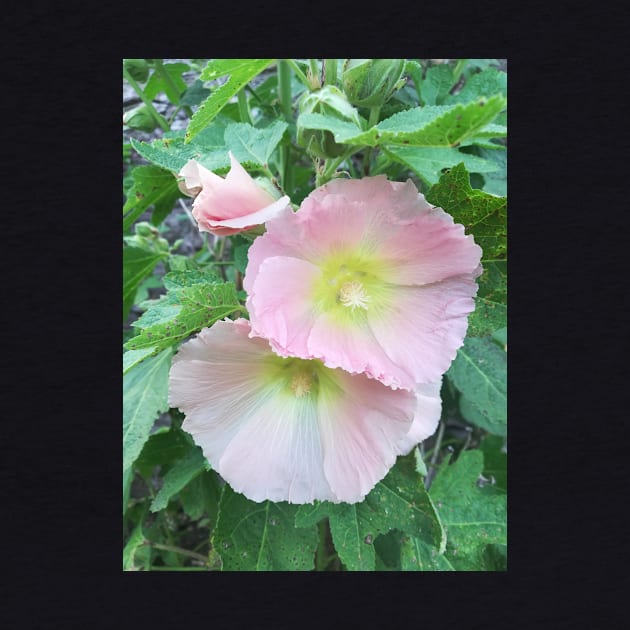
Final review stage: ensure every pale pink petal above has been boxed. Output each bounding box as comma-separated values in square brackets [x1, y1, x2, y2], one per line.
[396, 380, 443, 455]
[375, 213, 482, 285]
[178, 159, 223, 196]
[367, 278, 478, 387]
[247, 256, 322, 358]
[209, 195, 291, 229]
[317, 369, 417, 503]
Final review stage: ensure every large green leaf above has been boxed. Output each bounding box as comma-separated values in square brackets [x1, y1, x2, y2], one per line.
[212, 485, 319, 571]
[130, 123, 230, 174]
[179, 470, 221, 523]
[479, 435, 507, 492]
[295, 457, 445, 571]
[150, 445, 210, 512]
[383, 145, 499, 187]
[297, 95, 506, 148]
[124, 271, 242, 353]
[123, 348, 173, 472]
[122, 346, 160, 375]
[122, 246, 165, 322]
[400, 535, 456, 570]
[430, 450, 507, 570]
[134, 427, 192, 478]
[223, 121, 288, 168]
[468, 259, 507, 337]
[425, 162, 507, 260]
[448, 335, 507, 435]
[122, 165, 181, 230]
[186, 59, 275, 142]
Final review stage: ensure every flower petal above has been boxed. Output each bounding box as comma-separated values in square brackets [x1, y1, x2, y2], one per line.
[396, 380, 443, 455]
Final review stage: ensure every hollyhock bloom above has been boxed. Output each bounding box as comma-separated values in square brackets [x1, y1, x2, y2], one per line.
[244, 176, 483, 390]
[178, 152, 290, 237]
[168, 318, 440, 504]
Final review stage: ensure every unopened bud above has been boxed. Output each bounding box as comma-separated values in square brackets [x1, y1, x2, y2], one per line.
[296, 85, 362, 159]
[342, 59, 405, 108]
[123, 105, 158, 132]
[123, 58, 150, 83]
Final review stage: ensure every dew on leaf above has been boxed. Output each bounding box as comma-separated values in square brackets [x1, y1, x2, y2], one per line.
[269, 517, 279, 526]
[221, 542, 231, 549]
[364, 535, 373, 545]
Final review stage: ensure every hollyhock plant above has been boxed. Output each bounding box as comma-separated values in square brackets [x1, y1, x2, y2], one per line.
[244, 176, 483, 390]
[168, 318, 441, 504]
[178, 152, 291, 237]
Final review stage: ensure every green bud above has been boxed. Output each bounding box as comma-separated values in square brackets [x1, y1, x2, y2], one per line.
[134, 222, 157, 238]
[123, 105, 158, 132]
[341, 59, 406, 108]
[123, 58, 150, 83]
[296, 85, 362, 159]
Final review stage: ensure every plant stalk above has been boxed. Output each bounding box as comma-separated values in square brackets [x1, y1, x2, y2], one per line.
[123, 68, 170, 132]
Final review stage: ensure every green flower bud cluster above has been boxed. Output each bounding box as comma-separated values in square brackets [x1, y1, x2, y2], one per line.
[125, 222, 170, 254]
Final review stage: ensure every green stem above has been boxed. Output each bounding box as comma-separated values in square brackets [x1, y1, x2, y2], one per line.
[277, 60, 293, 122]
[315, 519, 330, 570]
[285, 59, 310, 89]
[237, 88, 253, 125]
[123, 68, 170, 132]
[324, 58, 338, 87]
[425, 419, 447, 490]
[368, 105, 381, 128]
[309, 58, 321, 88]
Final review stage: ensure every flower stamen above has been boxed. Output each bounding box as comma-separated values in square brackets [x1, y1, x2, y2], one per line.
[338, 280, 371, 310]
[290, 371, 313, 397]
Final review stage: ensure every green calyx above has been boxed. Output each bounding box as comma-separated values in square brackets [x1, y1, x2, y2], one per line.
[341, 59, 405, 108]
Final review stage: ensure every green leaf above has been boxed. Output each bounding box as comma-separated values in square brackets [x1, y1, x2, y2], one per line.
[130, 122, 231, 174]
[445, 68, 507, 105]
[179, 79, 211, 107]
[298, 95, 506, 148]
[123, 348, 173, 472]
[420, 64, 455, 106]
[295, 456, 445, 571]
[122, 246, 165, 322]
[223, 121, 288, 168]
[374, 529, 402, 570]
[212, 485, 319, 571]
[150, 445, 210, 512]
[179, 470, 221, 523]
[399, 535, 455, 571]
[430, 450, 507, 570]
[123, 165, 181, 231]
[186, 59, 275, 142]
[383, 145, 499, 187]
[144, 62, 189, 102]
[122, 346, 160, 374]
[425, 162, 507, 260]
[124, 272, 241, 353]
[134, 427, 192, 478]
[477, 145, 507, 196]
[232, 236, 251, 274]
[468, 260, 507, 337]
[447, 336, 507, 435]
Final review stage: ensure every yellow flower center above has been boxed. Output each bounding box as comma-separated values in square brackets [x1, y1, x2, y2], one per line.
[290, 371, 313, 397]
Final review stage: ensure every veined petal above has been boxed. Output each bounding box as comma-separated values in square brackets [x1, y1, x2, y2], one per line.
[396, 380, 443, 455]
[367, 278, 478, 387]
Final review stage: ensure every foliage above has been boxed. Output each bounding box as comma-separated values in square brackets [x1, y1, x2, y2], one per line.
[123, 58, 507, 571]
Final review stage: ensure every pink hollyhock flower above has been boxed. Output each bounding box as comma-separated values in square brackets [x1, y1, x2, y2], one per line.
[178, 152, 290, 237]
[168, 318, 440, 504]
[244, 176, 483, 390]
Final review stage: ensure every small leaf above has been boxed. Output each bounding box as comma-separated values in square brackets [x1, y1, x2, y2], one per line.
[445, 68, 507, 105]
[123, 522, 145, 570]
[186, 59, 275, 142]
[224, 121, 288, 168]
[125, 272, 242, 353]
[122, 246, 165, 322]
[212, 485, 319, 571]
[144, 62, 189, 102]
[420, 64, 455, 106]
[150, 445, 210, 512]
[123, 165, 181, 230]
[123, 348, 173, 472]
[134, 427, 192, 478]
[447, 336, 507, 434]
[179, 470, 221, 523]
